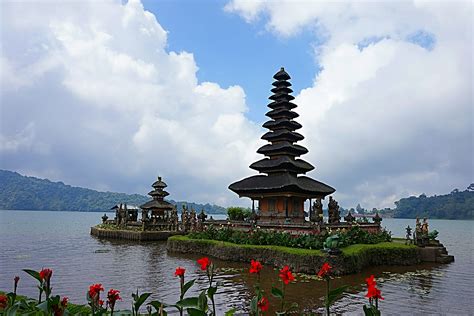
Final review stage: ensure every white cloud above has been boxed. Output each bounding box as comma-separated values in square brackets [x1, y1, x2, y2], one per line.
[0, 0, 261, 205]
[227, 0, 473, 208]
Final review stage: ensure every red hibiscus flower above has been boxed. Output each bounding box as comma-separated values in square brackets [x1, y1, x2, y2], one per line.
[39, 268, 53, 281]
[175, 267, 186, 277]
[99, 299, 104, 306]
[249, 260, 262, 274]
[279, 265, 295, 285]
[257, 296, 269, 312]
[317, 262, 332, 278]
[197, 257, 210, 270]
[0, 294, 7, 309]
[88, 283, 104, 298]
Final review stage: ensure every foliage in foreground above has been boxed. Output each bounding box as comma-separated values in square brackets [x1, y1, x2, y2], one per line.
[188, 225, 392, 250]
[0, 261, 384, 315]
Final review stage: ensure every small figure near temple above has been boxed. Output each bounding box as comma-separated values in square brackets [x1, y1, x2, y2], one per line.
[197, 209, 207, 231]
[422, 218, 429, 235]
[170, 208, 179, 231]
[249, 209, 260, 229]
[373, 212, 382, 225]
[344, 211, 355, 223]
[405, 225, 412, 245]
[328, 196, 341, 225]
[190, 208, 197, 232]
[181, 205, 189, 232]
[311, 198, 324, 224]
[101, 213, 108, 224]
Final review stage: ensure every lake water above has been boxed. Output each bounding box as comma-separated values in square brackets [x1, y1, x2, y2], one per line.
[0, 210, 473, 315]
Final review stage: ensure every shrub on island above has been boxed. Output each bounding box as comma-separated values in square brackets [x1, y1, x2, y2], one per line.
[188, 225, 392, 250]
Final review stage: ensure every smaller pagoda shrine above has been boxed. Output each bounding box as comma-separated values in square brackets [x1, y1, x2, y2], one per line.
[140, 176, 175, 224]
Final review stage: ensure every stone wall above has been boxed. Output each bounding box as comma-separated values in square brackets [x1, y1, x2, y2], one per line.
[166, 237, 421, 275]
[90, 227, 183, 241]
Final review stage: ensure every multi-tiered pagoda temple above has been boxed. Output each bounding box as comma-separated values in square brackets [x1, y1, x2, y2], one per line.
[229, 68, 335, 224]
[140, 176, 175, 222]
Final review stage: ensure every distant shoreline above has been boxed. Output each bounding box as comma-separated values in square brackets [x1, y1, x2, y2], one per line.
[1, 209, 471, 220]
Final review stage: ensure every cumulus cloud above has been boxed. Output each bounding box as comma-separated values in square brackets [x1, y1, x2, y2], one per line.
[0, 0, 261, 205]
[226, 0, 473, 208]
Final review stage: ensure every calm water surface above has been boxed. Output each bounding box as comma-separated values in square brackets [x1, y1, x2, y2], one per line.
[0, 210, 473, 315]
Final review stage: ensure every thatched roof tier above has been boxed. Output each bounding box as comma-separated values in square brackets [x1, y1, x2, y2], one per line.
[229, 174, 335, 198]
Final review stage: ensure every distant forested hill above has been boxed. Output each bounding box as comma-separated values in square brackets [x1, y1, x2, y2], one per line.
[0, 170, 227, 214]
[392, 185, 474, 220]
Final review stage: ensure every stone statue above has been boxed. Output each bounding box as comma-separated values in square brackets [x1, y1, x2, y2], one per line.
[170, 208, 179, 231]
[197, 209, 207, 231]
[190, 208, 197, 231]
[373, 212, 382, 224]
[422, 218, 429, 235]
[344, 211, 355, 223]
[405, 225, 412, 245]
[323, 234, 341, 255]
[428, 229, 439, 240]
[311, 198, 324, 224]
[101, 213, 108, 224]
[181, 205, 188, 232]
[328, 196, 340, 225]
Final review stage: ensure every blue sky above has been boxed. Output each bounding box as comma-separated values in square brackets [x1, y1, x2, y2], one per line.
[0, 0, 472, 208]
[142, 0, 318, 122]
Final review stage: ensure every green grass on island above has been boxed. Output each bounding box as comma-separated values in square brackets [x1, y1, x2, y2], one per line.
[168, 235, 416, 257]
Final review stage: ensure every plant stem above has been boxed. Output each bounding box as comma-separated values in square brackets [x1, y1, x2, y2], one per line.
[326, 278, 330, 316]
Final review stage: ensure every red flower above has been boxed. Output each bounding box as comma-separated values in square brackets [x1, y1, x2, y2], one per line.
[249, 260, 262, 274]
[257, 296, 269, 312]
[365, 275, 376, 287]
[89, 283, 104, 298]
[317, 262, 332, 278]
[99, 299, 104, 306]
[39, 268, 53, 281]
[279, 265, 295, 285]
[61, 297, 69, 308]
[107, 289, 121, 309]
[175, 267, 186, 277]
[0, 294, 7, 309]
[366, 284, 384, 300]
[197, 257, 210, 270]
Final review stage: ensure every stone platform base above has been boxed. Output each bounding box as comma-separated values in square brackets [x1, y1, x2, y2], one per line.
[418, 242, 455, 263]
[90, 227, 184, 241]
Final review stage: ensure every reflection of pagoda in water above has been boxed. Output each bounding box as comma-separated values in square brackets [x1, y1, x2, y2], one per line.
[229, 68, 335, 223]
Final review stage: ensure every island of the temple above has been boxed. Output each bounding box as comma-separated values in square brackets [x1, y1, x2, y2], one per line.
[92, 67, 454, 274]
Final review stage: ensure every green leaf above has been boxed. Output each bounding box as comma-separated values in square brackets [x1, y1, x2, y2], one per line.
[271, 286, 283, 299]
[250, 296, 258, 314]
[23, 269, 41, 283]
[6, 305, 19, 316]
[187, 308, 208, 316]
[327, 285, 349, 306]
[175, 297, 199, 308]
[134, 292, 152, 311]
[198, 290, 208, 311]
[363, 304, 381, 316]
[225, 307, 237, 315]
[148, 300, 168, 312]
[207, 286, 217, 298]
[36, 300, 49, 313]
[182, 279, 196, 296]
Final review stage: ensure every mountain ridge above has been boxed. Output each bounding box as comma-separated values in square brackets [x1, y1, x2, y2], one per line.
[0, 169, 227, 214]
